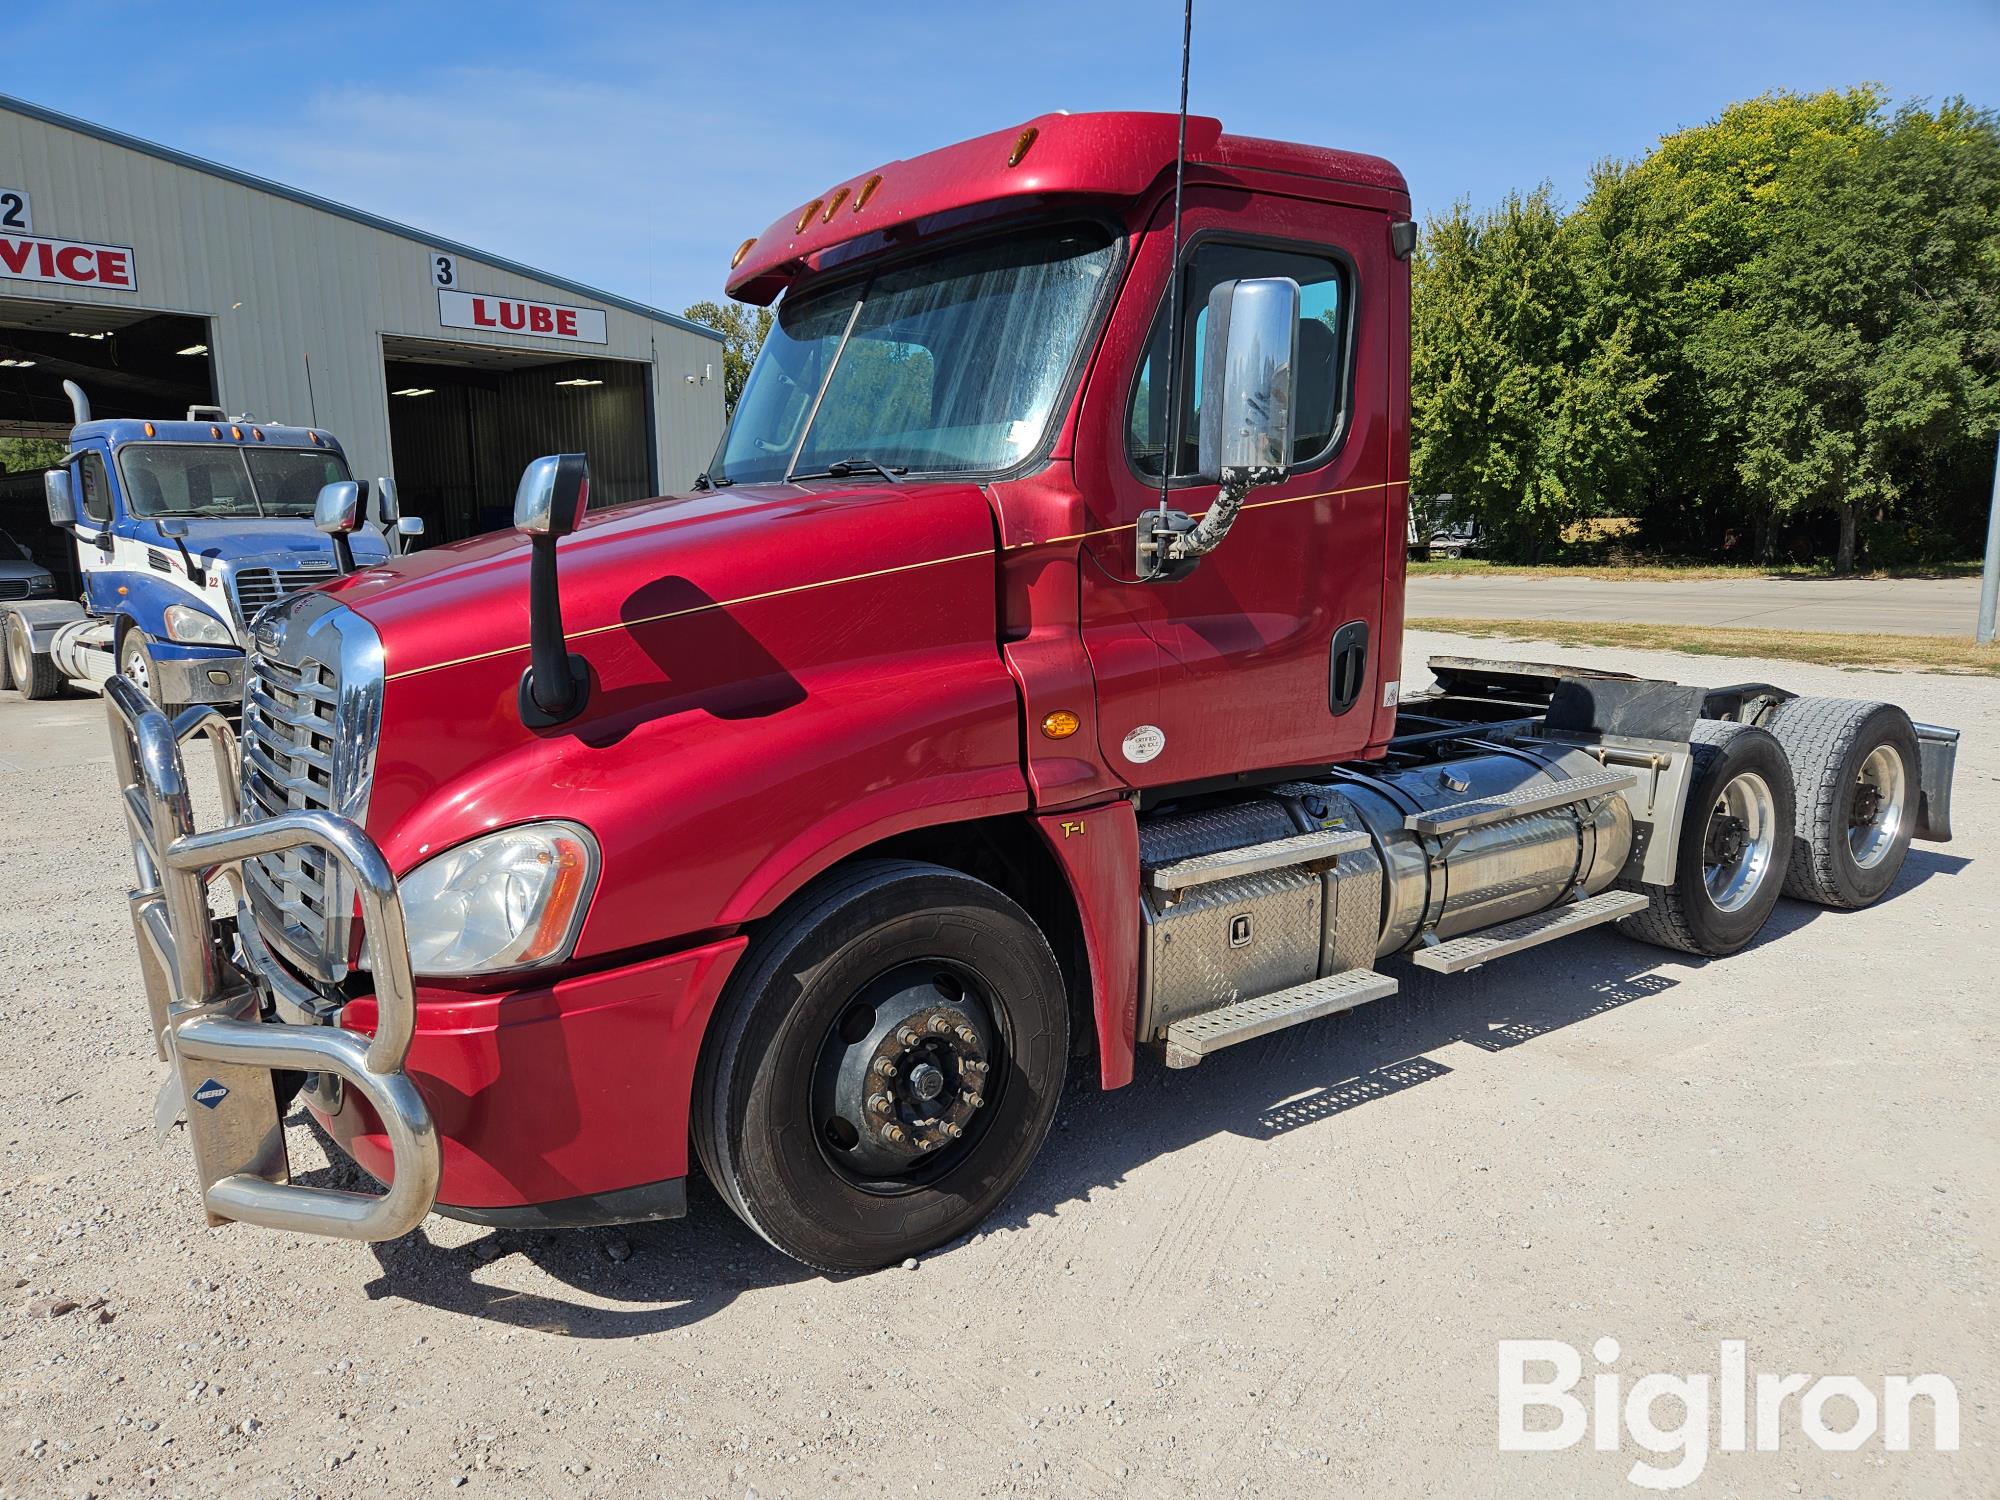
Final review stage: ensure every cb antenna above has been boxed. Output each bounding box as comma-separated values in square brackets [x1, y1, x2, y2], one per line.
[1156, 0, 1195, 526]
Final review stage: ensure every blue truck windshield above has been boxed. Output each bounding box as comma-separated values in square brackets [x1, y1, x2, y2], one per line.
[711, 224, 1116, 485]
[117, 444, 351, 519]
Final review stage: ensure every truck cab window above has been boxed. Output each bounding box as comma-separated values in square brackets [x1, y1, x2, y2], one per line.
[711, 224, 1116, 485]
[1128, 242, 1348, 480]
[79, 452, 113, 524]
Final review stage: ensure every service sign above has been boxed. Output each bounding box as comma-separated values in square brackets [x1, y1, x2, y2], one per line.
[437, 287, 607, 344]
[0, 233, 137, 292]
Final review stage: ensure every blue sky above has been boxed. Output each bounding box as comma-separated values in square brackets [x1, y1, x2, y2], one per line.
[6, 0, 1995, 316]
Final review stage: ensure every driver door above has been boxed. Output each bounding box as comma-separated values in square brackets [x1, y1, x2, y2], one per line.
[72, 448, 122, 613]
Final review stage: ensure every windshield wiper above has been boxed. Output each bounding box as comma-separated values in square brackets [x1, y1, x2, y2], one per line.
[801, 457, 908, 485]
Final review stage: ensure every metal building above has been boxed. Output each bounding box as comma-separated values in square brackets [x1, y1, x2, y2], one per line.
[0, 92, 725, 557]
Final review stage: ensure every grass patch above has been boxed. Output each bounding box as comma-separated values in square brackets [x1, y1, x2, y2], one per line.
[1407, 557, 1986, 581]
[1406, 617, 2000, 677]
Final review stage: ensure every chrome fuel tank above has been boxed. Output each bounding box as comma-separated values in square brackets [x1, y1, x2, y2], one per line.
[1278, 745, 1635, 956]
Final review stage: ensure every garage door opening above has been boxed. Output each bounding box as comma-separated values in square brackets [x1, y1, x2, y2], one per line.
[0, 298, 214, 593]
[382, 335, 654, 547]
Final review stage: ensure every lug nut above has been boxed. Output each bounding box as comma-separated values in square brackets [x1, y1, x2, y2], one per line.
[963, 1092, 984, 1109]
[883, 1123, 905, 1143]
[928, 1015, 950, 1033]
[941, 1121, 963, 1139]
[956, 1025, 977, 1045]
[867, 1093, 890, 1114]
[874, 1058, 896, 1078]
[898, 1027, 920, 1047]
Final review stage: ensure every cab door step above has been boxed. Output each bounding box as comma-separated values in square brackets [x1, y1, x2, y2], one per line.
[1409, 889, 1649, 974]
[1148, 827, 1371, 893]
[1163, 968, 1398, 1068]
[1405, 767, 1636, 837]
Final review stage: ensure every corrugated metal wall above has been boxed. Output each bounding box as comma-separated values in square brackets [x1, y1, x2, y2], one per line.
[386, 358, 654, 544]
[0, 98, 724, 498]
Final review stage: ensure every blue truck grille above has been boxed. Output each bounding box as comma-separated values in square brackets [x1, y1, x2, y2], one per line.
[230, 567, 335, 628]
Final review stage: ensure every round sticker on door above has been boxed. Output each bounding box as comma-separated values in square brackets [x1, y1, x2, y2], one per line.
[1121, 724, 1166, 764]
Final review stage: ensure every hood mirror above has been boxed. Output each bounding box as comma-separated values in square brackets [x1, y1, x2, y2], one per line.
[514, 453, 591, 537]
[373, 475, 424, 553]
[513, 454, 592, 728]
[314, 478, 370, 575]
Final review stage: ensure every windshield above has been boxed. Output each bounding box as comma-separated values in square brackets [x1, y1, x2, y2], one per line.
[711, 223, 1116, 485]
[117, 445, 351, 519]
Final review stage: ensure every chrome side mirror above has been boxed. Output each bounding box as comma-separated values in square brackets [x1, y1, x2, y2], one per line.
[513, 454, 592, 727]
[314, 480, 366, 535]
[373, 475, 401, 522]
[514, 453, 590, 538]
[44, 468, 76, 529]
[1198, 276, 1300, 483]
[314, 479, 368, 575]
[1136, 277, 1302, 583]
[396, 515, 425, 539]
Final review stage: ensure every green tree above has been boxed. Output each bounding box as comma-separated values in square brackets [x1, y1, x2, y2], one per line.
[683, 299, 775, 416]
[1411, 188, 1660, 561]
[0, 437, 66, 473]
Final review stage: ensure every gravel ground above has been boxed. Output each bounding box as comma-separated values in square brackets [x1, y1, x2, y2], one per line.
[0, 628, 1992, 1498]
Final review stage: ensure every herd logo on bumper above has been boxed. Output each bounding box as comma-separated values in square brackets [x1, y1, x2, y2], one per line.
[192, 1078, 230, 1110]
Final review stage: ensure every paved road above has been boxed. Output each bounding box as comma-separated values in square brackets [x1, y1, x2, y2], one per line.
[1407, 572, 1985, 636]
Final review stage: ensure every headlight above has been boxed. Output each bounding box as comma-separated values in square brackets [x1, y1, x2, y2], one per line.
[398, 821, 599, 976]
[25, 576, 53, 597]
[163, 603, 233, 645]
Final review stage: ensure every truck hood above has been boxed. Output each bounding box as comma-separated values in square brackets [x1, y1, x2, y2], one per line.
[169, 517, 389, 567]
[323, 480, 1000, 682]
[0, 558, 52, 581]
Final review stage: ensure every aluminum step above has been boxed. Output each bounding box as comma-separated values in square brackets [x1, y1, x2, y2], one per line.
[1162, 967, 1398, 1067]
[1408, 889, 1649, 974]
[1406, 767, 1636, 837]
[1147, 827, 1371, 893]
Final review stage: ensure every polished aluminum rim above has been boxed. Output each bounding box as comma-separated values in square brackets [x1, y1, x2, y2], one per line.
[1704, 770, 1779, 913]
[121, 637, 151, 696]
[5, 616, 27, 684]
[1849, 743, 1907, 870]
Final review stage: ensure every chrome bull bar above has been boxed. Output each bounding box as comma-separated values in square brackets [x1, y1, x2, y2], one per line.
[105, 674, 440, 1241]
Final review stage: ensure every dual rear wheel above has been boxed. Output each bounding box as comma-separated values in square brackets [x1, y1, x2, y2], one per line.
[1617, 698, 1919, 957]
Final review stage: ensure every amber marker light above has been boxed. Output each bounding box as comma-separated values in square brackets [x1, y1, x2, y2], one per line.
[795, 199, 823, 232]
[731, 237, 756, 269]
[142, 422, 155, 437]
[854, 174, 883, 210]
[1008, 126, 1039, 167]
[1040, 709, 1081, 739]
[230, 425, 243, 440]
[208, 425, 221, 438]
[252, 427, 265, 441]
[821, 186, 849, 222]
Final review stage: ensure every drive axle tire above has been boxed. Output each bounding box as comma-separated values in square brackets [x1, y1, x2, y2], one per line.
[693, 859, 1069, 1273]
[1616, 721, 1795, 957]
[1761, 697, 1918, 910]
[6, 612, 63, 700]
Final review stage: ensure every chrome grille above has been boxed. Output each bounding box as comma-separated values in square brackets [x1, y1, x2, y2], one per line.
[237, 593, 383, 981]
[231, 566, 336, 627]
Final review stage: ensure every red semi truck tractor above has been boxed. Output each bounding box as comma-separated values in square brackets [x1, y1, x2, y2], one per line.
[105, 112, 1959, 1272]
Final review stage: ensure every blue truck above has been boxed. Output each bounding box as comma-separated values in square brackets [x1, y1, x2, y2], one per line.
[1, 381, 417, 709]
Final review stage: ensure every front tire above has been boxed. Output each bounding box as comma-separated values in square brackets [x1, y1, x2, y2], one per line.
[119, 628, 182, 718]
[1761, 697, 1918, 909]
[7, 612, 63, 700]
[1617, 721, 1795, 957]
[694, 860, 1069, 1272]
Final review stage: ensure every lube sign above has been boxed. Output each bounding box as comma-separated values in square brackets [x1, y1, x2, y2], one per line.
[0, 233, 137, 291]
[437, 287, 607, 344]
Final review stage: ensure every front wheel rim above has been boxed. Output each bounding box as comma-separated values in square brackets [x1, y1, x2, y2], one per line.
[1848, 744, 1907, 870]
[6, 619, 27, 682]
[122, 639, 150, 695]
[810, 961, 1003, 1195]
[1703, 770, 1779, 913]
